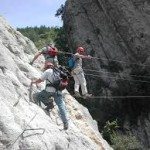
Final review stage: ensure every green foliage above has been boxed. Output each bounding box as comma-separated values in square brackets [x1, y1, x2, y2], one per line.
[102, 120, 142, 150]
[17, 26, 61, 49]
[55, 4, 65, 20]
[54, 27, 69, 66]
[102, 119, 119, 143]
[17, 26, 69, 66]
[111, 133, 142, 150]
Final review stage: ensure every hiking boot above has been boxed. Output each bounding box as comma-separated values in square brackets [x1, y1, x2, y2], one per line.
[74, 92, 81, 97]
[83, 93, 92, 99]
[63, 122, 68, 130]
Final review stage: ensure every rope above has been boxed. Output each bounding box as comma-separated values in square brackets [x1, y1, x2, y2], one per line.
[63, 92, 150, 99]
[85, 73, 150, 84]
[62, 64, 150, 83]
[58, 51, 149, 67]
[59, 64, 150, 84]
[88, 95, 150, 99]
[84, 68, 150, 79]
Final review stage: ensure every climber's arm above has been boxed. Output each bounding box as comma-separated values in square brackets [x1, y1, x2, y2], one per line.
[75, 53, 92, 59]
[30, 51, 42, 65]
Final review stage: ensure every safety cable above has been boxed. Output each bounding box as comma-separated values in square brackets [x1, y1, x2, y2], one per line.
[59, 51, 149, 67]
[83, 68, 150, 79]
[64, 92, 150, 99]
[7, 113, 38, 149]
[22, 128, 45, 138]
[85, 73, 150, 83]
[88, 95, 150, 99]
[61, 64, 150, 84]
[61, 63, 150, 80]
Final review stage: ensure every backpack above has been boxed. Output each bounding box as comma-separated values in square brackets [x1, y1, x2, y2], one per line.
[46, 67, 69, 91]
[42, 46, 58, 57]
[68, 55, 76, 70]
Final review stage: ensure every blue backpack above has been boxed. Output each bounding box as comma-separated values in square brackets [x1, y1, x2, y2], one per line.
[68, 55, 76, 69]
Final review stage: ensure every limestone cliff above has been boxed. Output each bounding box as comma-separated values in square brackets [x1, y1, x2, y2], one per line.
[0, 16, 111, 150]
[64, 0, 150, 149]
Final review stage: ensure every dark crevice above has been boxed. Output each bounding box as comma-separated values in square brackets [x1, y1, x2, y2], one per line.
[0, 66, 6, 74]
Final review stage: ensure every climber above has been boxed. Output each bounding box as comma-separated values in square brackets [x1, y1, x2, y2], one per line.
[71, 46, 92, 99]
[31, 62, 69, 130]
[30, 43, 59, 67]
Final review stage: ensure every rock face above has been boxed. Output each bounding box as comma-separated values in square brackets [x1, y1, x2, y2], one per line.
[63, 0, 150, 149]
[64, 0, 150, 62]
[0, 16, 112, 150]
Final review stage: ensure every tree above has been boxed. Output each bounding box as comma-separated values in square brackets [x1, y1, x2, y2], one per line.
[55, 4, 65, 20]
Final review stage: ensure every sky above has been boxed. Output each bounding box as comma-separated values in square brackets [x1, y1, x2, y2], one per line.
[0, 0, 66, 28]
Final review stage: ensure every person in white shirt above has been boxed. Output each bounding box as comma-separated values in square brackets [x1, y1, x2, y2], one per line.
[71, 47, 92, 99]
[31, 62, 68, 130]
